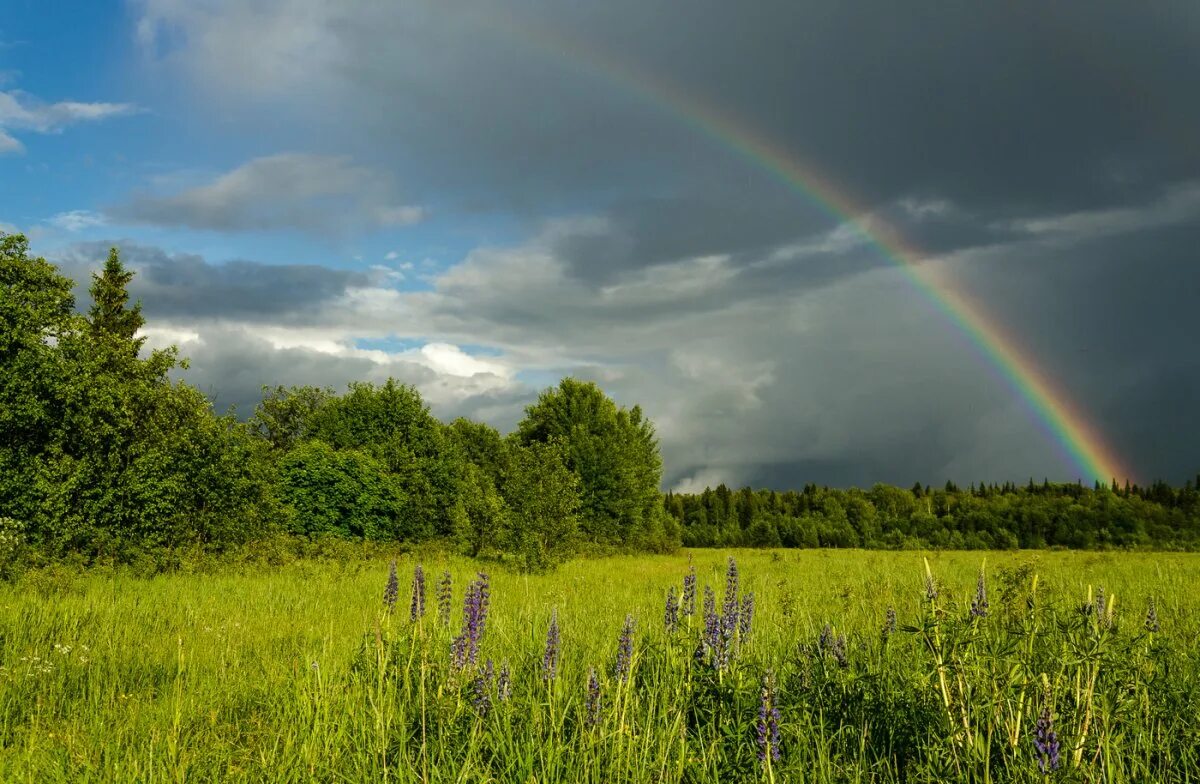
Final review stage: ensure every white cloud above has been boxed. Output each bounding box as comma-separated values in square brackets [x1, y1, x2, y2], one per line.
[110, 153, 424, 234]
[47, 210, 107, 232]
[384, 250, 400, 261]
[0, 90, 136, 153]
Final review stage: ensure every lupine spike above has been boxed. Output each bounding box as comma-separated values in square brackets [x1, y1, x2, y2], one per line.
[614, 614, 635, 683]
[739, 592, 755, 639]
[971, 568, 989, 618]
[542, 608, 560, 681]
[383, 559, 399, 614]
[682, 565, 697, 617]
[664, 586, 679, 635]
[585, 666, 601, 727]
[721, 557, 741, 642]
[437, 571, 452, 626]
[497, 661, 512, 702]
[1033, 706, 1061, 773]
[451, 572, 491, 669]
[410, 564, 426, 622]
[471, 659, 494, 717]
[1145, 597, 1160, 633]
[756, 669, 782, 764]
[882, 606, 897, 643]
[923, 559, 939, 603]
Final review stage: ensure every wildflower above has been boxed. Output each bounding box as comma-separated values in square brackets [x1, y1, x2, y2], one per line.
[1033, 706, 1061, 773]
[451, 572, 491, 669]
[585, 666, 601, 727]
[471, 659, 494, 717]
[971, 569, 989, 618]
[739, 592, 755, 639]
[756, 670, 782, 764]
[1094, 586, 1106, 620]
[818, 623, 834, 653]
[925, 572, 938, 603]
[701, 586, 721, 665]
[818, 624, 848, 667]
[682, 566, 697, 617]
[721, 557, 741, 643]
[543, 608, 560, 681]
[497, 661, 512, 702]
[383, 559, 400, 614]
[437, 571, 452, 626]
[831, 633, 849, 668]
[614, 614, 635, 683]
[664, 586, 679, 635]
[410, 564, 426, 622]
[881, 606, 897, 643]
[1145, 597, 1159, 633]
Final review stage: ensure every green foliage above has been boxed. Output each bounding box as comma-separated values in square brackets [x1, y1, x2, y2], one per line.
[278, 440, 407, 539]
[669, 478, 1200, 551]
[501, 439, 581, 571]
[0, 550, 1197, 782]
[0, 234, 77, 524]
[308, 380, 463, 540]
[249, 384, 334, 450]
[516, 378, 672, 550]
[1, 238, 281, 560]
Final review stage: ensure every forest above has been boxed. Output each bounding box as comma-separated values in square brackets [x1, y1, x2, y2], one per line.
[2, 233, 1199, 570]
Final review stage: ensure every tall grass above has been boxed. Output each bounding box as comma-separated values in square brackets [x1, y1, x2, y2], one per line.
[1, 550, 1197, 782]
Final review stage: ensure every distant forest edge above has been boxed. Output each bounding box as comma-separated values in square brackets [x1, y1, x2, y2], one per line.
[665, 479, 1200, 551]
[2, 235, 1199, 574]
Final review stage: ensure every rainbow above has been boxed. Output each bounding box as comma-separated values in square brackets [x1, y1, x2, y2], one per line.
[488, 15, 1132, 483]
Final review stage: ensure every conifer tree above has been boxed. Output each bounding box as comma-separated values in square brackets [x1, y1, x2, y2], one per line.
[87, 248, 145, 354]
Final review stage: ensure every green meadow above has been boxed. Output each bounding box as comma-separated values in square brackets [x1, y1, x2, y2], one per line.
[2, 549, 1198, 783]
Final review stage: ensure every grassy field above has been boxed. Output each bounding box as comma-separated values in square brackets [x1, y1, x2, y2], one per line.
[1, 549, 1198, 782]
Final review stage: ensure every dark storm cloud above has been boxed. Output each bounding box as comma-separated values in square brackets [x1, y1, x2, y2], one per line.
[53, 241, 368, 322]
[140, 0, 1200, 213]
[945, 219, 1200, 483]
[125, 0, 1200, 486]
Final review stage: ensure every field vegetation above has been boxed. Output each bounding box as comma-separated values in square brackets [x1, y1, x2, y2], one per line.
[1, 549, 1197, 782]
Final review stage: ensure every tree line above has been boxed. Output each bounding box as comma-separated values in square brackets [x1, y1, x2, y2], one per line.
[666, 478, 1200, 550]
[0, 236, 673, 570]
[2, 234, 1198, 569]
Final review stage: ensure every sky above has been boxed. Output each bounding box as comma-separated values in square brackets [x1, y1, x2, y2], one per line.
[2, 0, 1198, 490]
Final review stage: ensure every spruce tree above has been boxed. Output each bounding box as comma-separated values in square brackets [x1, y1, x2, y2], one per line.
[88, 248, 145, 354]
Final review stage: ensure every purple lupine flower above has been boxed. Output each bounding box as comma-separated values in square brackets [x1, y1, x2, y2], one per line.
[739, 592, 755, 639]
[471, 659, 494, 717]
[437, 571, 452, 626]
[881, 607, 897, 643]
[925, 572, 939, 603]
[1094, 586, 1106, 621]
[452, 572, 491, 668]
[585, 666, 601, 727]
[497, 661, 512, 702]
[756, 670, 782, 764]
[1145, 597, 1159, 633]
[818, 623, 834, 654]
[831, 633, 849, 668]
[1033, 706, 1061, 773]
[613, 614, 635, 683]
[682, 566, 697, 617]
[542, 608, 560, 681]
[383, 559, 400, 614]
[971, 569, 989, 618]
[818, 624, 848, 667]
[701, 586, 720, 665]
[410, 564, 426, 622]
[721, 557, 741, 640]
[664, 587, 680, 635]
